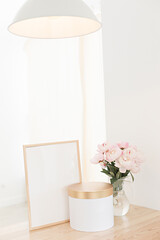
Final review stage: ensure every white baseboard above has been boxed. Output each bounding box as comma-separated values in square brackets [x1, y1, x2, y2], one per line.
[0, 195, 27, 208]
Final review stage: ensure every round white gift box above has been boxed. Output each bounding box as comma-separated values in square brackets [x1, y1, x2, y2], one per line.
[68, 182, 114, 232]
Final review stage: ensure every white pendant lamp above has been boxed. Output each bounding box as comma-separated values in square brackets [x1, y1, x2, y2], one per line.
[8, 0, 101, 39]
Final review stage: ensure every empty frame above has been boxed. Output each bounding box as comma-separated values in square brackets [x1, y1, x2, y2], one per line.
[23, 140, 82, 230]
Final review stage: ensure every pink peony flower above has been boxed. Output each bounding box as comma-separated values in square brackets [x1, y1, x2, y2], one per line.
[97, 142, 110, 153]
[123, 147, 137, 161]
[115, 160, 127, 173]
[90, 153, 104, 164]
[106, 145, 122, 162]
[91, 141, 143, 178]
[118, 156, 133, 171]
[115, 147, 142, 173]
[118, 142, 129, 149]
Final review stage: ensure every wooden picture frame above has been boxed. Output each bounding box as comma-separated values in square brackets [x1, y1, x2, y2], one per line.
[23, 140, 82, 231]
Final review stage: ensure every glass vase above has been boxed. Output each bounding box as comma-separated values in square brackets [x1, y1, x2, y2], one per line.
[112, 179, 130, 216]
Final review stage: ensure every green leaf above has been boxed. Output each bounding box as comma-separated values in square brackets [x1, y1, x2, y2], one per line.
[122, 170, 130, 177]
[130, 172, 135, 182]
[107, 163, 119, 175]
[116, 171, 120, 179]
[101, 169, 111, 177]
[110, 172, 115, 177]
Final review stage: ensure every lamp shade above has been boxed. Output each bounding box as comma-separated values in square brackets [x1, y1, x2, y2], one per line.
[8, 0, 101, 39]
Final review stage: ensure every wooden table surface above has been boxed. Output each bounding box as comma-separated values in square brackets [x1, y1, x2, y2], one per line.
[0, 204, 160, 240]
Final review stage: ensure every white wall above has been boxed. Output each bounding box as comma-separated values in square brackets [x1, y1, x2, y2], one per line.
[79, 31, 106, 182]
[102, 0, 160, 210]
[0, 0, 105, 207]
[0, 0, 28, 207]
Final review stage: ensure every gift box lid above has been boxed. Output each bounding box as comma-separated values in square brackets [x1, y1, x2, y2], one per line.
[68, 182, 113, 199]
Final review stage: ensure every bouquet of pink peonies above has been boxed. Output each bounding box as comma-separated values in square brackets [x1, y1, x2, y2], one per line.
[91, 142, 143, 185]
